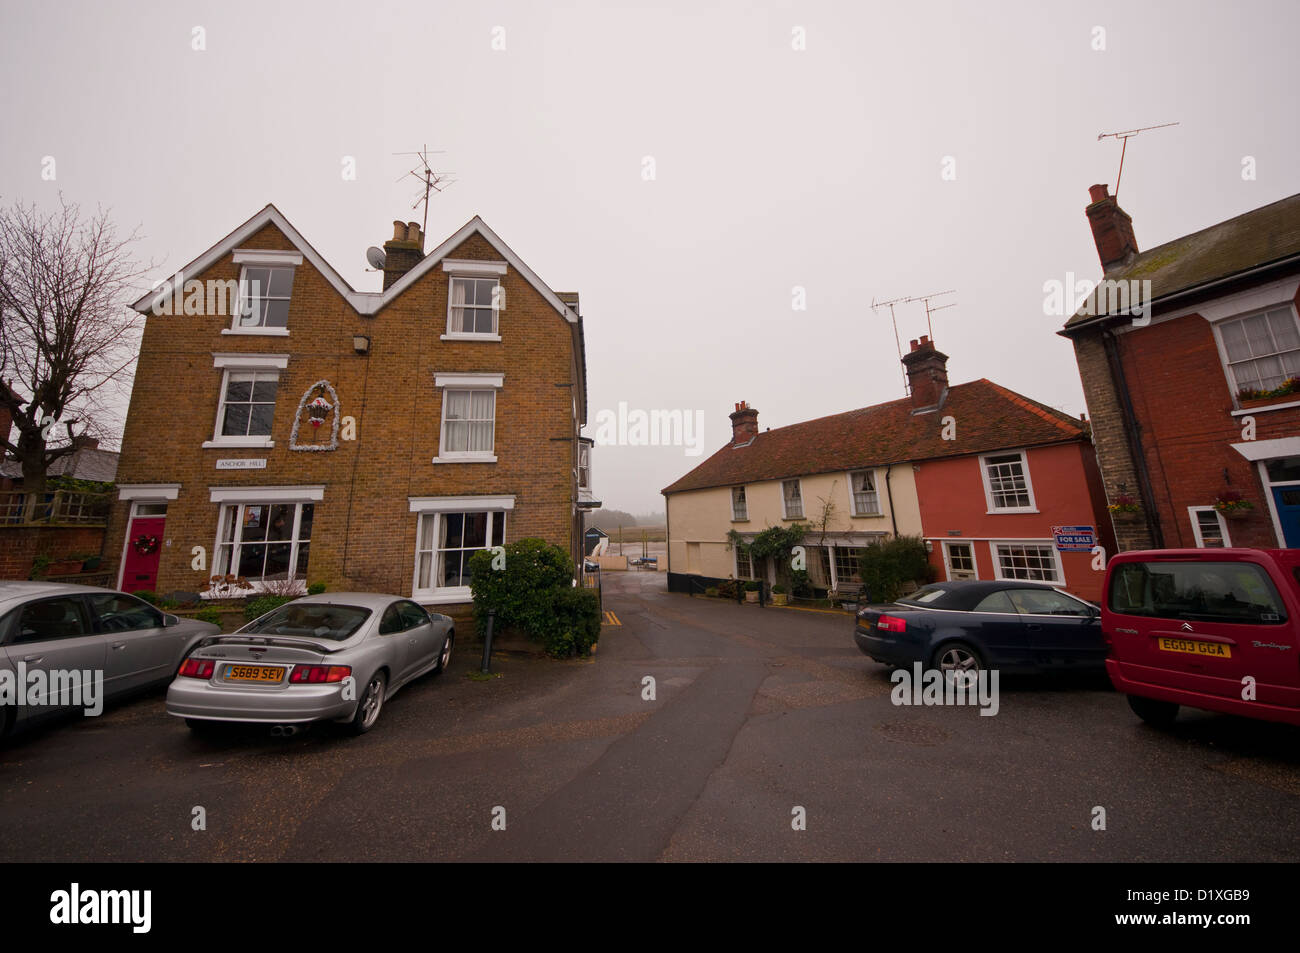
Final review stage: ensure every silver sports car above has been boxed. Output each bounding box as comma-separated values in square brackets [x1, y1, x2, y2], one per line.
[166, 592, 454, 735]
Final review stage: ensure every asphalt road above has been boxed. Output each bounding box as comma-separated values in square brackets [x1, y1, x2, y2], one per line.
[2, 572, 1298, 862]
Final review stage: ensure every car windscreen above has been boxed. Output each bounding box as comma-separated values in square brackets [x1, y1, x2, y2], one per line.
[1108, 561, 1288, 625]
[240, 603, 371, 641]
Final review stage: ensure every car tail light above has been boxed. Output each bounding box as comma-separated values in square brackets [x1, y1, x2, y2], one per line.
[289, 665, 352, 684]
[178, 658, 215, 679]
[875, 614, 907, 633]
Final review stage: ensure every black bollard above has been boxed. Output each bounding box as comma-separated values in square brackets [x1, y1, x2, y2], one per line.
[481, 609, 496, 674]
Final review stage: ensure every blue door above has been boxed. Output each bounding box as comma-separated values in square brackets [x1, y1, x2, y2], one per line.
[1271, 486, 1300, 547]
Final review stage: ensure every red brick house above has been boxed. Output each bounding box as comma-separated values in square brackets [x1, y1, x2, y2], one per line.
[663, 338, 1115, 602]
[111, 205, 595, 607]
[1061, 186, 1300, 552]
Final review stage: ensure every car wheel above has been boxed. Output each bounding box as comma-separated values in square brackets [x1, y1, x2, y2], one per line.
[1127, 694, 1179, 728]
[932, 641, 984, 683]
[348, 671, 387, 735]
[433, 631, 454, 675]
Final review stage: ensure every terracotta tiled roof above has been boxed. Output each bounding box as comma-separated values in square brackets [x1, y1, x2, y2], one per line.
[661, 379, 1087, 495]
[1064, 192, 1300, 329]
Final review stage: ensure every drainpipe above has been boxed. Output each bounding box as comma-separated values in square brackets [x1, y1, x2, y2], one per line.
[1101, 326, 1164, 549]
[885, 465, 899, 536]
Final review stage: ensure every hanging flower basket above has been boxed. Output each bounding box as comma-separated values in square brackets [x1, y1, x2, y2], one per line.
[1108, 494, 1141, 522]
[307, 395, 332, 429]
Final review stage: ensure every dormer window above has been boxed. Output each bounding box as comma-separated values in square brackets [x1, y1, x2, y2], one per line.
[441, 260, 507, 341]
[227, 249, 301, 336]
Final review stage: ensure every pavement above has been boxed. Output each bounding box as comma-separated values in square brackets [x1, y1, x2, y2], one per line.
[2, 570, 1298, 862]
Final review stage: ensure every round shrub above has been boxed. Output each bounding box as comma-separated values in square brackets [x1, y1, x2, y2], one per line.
[307, 581, 327, 595]
[544, 587, 601, 658]
[468, 538, 574, 640]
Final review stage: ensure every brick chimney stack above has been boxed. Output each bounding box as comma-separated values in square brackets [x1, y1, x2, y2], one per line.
[729, 401, 758, 447]
[900, 336, 949, 412]
[382, 219, 425, 291]
[1085, 184, 1139, 274]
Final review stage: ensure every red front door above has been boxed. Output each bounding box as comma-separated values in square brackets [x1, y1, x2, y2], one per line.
[122, 516, 165, 594]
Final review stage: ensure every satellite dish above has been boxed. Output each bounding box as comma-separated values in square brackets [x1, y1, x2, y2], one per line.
[365, 246, 387, 270]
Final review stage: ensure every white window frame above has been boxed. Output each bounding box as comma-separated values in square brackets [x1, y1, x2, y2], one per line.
[207, 488, 323, 595]
[849, 469, 881, 516]
[1212, 302, 1300, 404]
[980, 450, 1038, 514]
[432, 373, 503, 463]
[941, 540, 979, 580]
[442, 265, 507, 341]
[203, 354, 288, 449]
[731, 486, 748, 521]
[735, 547, 755, 580]
[988, 540, 1063, 584]
[226, 250, 301, 335]
[1188, 506, 1231, 548]
[781, 479, 804, 519]
[409, 495, 515, 603]
[578, 442, 591, 490]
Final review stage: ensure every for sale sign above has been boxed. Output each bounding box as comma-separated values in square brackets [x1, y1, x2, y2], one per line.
[1053, 525, 1096, 552]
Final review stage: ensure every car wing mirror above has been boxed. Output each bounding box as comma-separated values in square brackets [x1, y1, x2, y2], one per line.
[163, 613, 181, 627]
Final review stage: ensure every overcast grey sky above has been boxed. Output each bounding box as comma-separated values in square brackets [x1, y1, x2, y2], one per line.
[3, 0, 1297, 513]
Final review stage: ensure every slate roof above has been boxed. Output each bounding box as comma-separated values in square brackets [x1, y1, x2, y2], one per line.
[1064, 192, 1300, 330]
[662, 379, 1087, 495]
[0, 447, 118, 483]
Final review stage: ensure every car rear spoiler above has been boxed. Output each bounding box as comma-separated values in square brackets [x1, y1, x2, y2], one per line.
[207, 635, 344, 654]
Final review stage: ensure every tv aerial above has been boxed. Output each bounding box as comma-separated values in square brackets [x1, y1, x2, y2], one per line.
[393, 144, 455, 238]
[1097, 122, 1179, 200]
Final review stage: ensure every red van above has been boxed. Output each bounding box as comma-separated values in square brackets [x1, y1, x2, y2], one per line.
[1103, 548, 1300, 727]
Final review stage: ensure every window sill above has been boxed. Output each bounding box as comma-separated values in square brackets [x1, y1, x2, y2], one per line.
[780, 515, 805, 521]
[413, 587, 472, 605]
[986, 508, 1039, 515]
[203, 438, 275, 449]
[731, 517, 749, 523]
[222, 327, 290, 336]
[440, 333, 502, 342]
[432, 454, 498, 464]
[850, 512, 885, 518]
[1230, 399, 1300, 416]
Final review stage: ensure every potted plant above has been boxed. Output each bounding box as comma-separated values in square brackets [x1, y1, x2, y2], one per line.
[772, 584, 788, 606]
[1213, 489, 1254, 520]
[1108, 494, 1142, 522]
[744, 580, 760, 603]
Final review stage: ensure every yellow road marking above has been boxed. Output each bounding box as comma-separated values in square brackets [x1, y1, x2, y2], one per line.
[603, 611, 621, 626]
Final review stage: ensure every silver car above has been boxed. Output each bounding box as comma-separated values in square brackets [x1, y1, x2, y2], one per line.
[166, 592, 455, 735]
[0, 581, 218, 739]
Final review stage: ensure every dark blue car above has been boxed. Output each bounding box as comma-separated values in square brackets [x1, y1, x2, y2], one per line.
[853, 580, 1104, 675]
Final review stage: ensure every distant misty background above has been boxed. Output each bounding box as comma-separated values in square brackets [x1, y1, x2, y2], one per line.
[2, 0, 1298, 512]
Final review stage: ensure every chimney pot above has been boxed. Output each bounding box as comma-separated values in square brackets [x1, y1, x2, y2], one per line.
[1085, 185, 1139, 273]
[728, 402, 759, 447]
[392, 220, 406, 241]
[901, 337, 950, 412]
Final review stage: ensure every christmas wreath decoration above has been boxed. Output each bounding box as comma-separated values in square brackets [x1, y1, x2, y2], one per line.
[133, 534, 161, 556]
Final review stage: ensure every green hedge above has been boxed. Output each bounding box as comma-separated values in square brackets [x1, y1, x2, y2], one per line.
[468, 538, 599, 657]
[857, 535, 934, 604]
[244, 595, 294, 622]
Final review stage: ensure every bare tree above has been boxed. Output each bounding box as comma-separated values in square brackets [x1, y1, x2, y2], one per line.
[0, 196, 147, 511]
